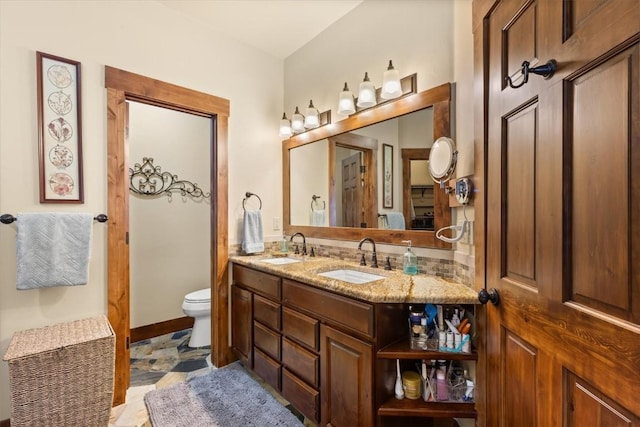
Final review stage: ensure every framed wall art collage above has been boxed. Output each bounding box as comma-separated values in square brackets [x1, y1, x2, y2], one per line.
[36, 51, 83, 203]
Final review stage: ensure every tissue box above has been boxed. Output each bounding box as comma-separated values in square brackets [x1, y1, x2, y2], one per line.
[3, 316, 115, 426]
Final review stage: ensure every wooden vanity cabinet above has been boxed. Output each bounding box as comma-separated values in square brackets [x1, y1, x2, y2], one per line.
[231, 263, 407, 427]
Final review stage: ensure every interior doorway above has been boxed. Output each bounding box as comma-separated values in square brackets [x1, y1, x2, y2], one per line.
[105, 66, 230, 405]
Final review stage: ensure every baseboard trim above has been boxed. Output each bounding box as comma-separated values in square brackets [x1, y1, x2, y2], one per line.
[0, 418, 10, 427]
[130, 316, 194, 343]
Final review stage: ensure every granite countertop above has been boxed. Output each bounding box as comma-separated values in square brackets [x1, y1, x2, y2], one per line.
[229, 253, 478, 304]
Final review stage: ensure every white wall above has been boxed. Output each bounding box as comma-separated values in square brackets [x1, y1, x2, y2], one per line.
[0, 0, 283, 418]
[128, 102, 211, 328]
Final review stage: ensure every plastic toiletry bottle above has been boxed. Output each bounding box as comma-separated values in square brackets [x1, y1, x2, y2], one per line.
[436, 366, 449, 401]
[402, 240, 418, 275]
[451, 308, 461, 327]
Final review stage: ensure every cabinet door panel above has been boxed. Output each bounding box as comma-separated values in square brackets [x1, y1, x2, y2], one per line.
[321, 325, 373, 427]
[253, 347, 281, 391]
[282, 306, 318, 351]
[284, 279, 373, 338]
[233, 264, 281, 299]
[282, 337, 319, 387]
[254, 321, 281, 360]
[231, 286, 252, 367]
[282, 368, 319, 424]
[254, 294, 281, 331]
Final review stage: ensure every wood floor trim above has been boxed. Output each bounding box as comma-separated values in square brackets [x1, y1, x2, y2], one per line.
[0, 419, 10, 427]
[130, 316, 194, 343]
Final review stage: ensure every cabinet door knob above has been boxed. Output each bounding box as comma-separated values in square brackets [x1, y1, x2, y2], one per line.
[478, 288, 500, 306]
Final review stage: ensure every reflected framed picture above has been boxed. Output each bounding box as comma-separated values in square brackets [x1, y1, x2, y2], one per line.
[383, 143, 393, 208]
[37, 51, 83, 203]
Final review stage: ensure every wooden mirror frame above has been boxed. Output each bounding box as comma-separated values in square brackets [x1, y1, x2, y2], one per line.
[283, 82, 452, 248]
[105, 66, 230, 405]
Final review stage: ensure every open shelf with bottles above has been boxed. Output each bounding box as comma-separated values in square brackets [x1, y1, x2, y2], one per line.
[375, 303, 478, 421]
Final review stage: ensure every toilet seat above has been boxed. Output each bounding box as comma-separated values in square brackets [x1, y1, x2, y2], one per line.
[184, 288, 210, 303]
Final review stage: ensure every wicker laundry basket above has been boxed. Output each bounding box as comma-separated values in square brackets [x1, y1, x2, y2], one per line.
[3, 315, 115, 426]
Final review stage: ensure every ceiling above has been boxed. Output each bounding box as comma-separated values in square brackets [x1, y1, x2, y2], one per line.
[156, 0, 364, 59]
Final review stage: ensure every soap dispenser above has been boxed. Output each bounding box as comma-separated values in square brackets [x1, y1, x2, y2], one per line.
[402, 240, 418, 275]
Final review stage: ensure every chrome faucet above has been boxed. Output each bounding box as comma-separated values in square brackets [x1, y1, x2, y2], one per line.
[357, 237, 378, 268]
[290, 232, 307, 256]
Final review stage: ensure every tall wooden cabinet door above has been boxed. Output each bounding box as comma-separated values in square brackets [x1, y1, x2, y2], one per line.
[477, 0, 640, 425]
[231, 286, 252, 367]
[320, 325, 373, 427]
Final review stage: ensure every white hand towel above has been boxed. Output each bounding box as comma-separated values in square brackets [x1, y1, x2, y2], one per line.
[242, 210, 264, 254]
[310, 210, 326, 226]
[16, 212, 93, 289]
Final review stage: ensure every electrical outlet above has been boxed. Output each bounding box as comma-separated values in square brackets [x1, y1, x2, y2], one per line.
[273, 217, 281, 231]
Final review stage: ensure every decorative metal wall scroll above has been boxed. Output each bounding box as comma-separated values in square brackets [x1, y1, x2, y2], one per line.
[129, 157, 210, 200]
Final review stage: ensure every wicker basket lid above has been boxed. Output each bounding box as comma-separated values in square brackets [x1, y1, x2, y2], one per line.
[3, 315, 113, 361]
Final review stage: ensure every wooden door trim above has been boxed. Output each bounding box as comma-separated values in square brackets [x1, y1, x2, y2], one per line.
[473, 1, 498, 426]
[105, 66, 230, 405]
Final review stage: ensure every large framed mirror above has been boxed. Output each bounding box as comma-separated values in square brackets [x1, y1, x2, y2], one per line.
[283, 82, 452, 248]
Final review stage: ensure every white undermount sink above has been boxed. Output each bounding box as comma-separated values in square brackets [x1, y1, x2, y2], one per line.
[317, 269, 385, 284]
[261, 257, 302, 265]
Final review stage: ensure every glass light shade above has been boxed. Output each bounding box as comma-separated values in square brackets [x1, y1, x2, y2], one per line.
[304, 100, 319, 129]
[380, 60, 402, 100]
[357, 72, 377, 108]
[291, 106, 305, 133]
[279, 112, 292, 138]
[337, 82, 356, 115]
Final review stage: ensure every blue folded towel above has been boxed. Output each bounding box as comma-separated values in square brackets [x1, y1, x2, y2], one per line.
[242, 210, 264, 254]
[16, 212, 94, 289]
[386, 212, 406, 230]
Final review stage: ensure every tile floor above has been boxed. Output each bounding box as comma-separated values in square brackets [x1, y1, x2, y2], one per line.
[109, 329, 311, 427]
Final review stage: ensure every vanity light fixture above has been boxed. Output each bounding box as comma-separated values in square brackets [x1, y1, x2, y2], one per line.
[356, 72, 377, 108]
[337, 82, 356, 115]
[380, 60, 402, 100]
[304, 100, 320, 129]
[279, 112, 292, 138]
[291, 106, 305, 133]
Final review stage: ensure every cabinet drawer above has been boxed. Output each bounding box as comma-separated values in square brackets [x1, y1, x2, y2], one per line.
[282, 368, 319, 424]
[233, 264, 281, 300]
[283, 279, 374, 338]
[282, 337, 319, 387]
[282, 306, 318, 351]
[254, 321, 281, 360]
[253, 348, 281, 391]
[254, 295, 281, 331]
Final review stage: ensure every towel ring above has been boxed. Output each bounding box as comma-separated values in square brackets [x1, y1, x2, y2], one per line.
[243, 192, 262, 211]
[311, 195, 325, 211]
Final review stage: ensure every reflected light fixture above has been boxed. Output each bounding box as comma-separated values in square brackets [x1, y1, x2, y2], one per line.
[356, 72, 377, 108]
[337, 82, 356, 115]
[291, 106, 305, 133]
[304, 100, 319, 129]
[380, 60, 402, 100]
[279, 112, 292, 138]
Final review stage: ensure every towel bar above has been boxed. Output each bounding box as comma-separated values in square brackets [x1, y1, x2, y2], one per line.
[0, 213, 108, 225]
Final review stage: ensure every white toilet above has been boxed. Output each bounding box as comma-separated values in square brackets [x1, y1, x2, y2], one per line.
[182, 288, 211, 348]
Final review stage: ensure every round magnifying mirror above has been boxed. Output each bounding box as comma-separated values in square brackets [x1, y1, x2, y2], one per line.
[428, 136, 457, 185]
